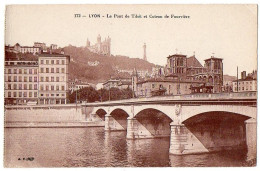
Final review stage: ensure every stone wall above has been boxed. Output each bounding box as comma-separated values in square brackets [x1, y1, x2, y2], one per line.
[5, 105, 85, 122]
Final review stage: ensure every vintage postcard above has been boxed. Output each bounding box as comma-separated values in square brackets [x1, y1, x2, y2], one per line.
[3, 4, 257, 167]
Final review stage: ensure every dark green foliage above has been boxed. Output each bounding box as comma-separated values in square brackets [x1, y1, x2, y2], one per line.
[69, 87, 134, 103]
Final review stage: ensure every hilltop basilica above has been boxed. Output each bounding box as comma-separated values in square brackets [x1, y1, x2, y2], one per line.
[86, 34, 111, 56]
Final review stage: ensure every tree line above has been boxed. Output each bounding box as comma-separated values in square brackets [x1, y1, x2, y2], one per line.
[68, 87, 134, 103]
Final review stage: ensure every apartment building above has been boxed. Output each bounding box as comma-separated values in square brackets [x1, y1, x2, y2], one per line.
[38, 53, 70, 104]
[4, 60, 39, 105]
[4, 53, 70, 105]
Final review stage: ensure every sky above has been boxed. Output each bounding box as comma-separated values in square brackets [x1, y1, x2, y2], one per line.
[5, 4, 257, 76]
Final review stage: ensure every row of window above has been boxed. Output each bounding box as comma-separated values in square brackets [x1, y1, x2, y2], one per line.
[234, 81, 254, 85]
[6, 84, 37, 90]
[6, 68, 38, 74]
[39, 85, 65, 91]
[6, 76, 37, 82]
[7, 91, 37, 98]
[39, 93, 66, 97]
[40, 59, 66, 65]
[234, 86, 256, 91]
[40, 67, 65, 73]
[40, 76, 64, 82]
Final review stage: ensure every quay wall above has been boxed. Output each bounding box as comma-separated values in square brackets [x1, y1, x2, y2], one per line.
[5, 104, 87, 123]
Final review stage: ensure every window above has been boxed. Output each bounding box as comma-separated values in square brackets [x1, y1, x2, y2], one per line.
[46, 68, 49, 73]
[51, 68, 54, 73]
[61, 68, 65, 73]
[62, 60, 65, 65]
[61, 86, 65, 91]
[34, 92, 37, 97]
[56, 60, 59, 64]
[24, 77, 27, 82]
[14, 76, 17, 82]
[51, 85, 54, 90]
[56, 77, 59, 82]
[19, 92, 22, 97]
[51, 77, 54, 82]
[41, 77, 44, 82]
[13, 92, 17, 97]
[29, 84, 32, 90]
[8, 69, 11, 74]
[34, 76, 37, 82]
[40, 68, 44, 73]
[8, 76, 11, 82]
[34, 84, 37, 90]
[29, 69, 32, 74]
[29, 92, 32, 97]
[24, 69, 27, 74]
[46, 77, 49, 82]
[46, 60, 49, 64]
[56, 68, 59, 73]
[34, 69, 37, 74]
[51, 60, 54, 64]
[14, 84, 17, 89]
[40, 85, 44, 90]
[8, 92, 11, 97]
[46, 85, 49, 90]
[14, 69, 17, 74]
[41, 60, 44, 64]
[152, 84, 155, 88]
[19, 84, 22, 90]
[56, 85, 59, 90]
[19, 69, 22, 74]
[8, 84, 11, 90]
[24, 84, 27, 90]
[19, 76, 22, 82]
[23, 92, 27, 97]
[29, 77, 32, 82]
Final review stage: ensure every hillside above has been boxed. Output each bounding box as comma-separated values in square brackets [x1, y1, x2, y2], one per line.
[223, 75, 237, 82]
[63, 45, 155, 83]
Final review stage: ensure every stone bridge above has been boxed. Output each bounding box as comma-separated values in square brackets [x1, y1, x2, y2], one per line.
[82, 92, 257, 159]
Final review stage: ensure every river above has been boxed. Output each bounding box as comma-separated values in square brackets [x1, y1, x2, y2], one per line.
[4, 127, 252, 167]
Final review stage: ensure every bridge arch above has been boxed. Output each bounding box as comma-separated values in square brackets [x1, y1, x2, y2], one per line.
[181, 105, 256, 123]
[133, 108, 173, 138]
[95, 108, 107, 121]
[133, 105, 174, 120]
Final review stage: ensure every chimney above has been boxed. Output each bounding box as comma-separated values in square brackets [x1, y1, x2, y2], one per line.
[241, 71, 246, 80]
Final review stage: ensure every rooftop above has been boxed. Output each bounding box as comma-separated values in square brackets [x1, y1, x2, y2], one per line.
[167, 54, 187, 58]
[204, 56, 223, 61]
[187, 55, 203, 68]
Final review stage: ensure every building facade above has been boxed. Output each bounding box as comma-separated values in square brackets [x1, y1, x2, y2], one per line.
[132, 53, 224, 97]
[103, 77, 131, 90]
[4, 60, 39, 105]
[4, 53, 70, 105]
[13, 43, 41, 54]
[232, 71, 257, 92]
[38, 54, 70, 104]
[86, 34, 111, 56]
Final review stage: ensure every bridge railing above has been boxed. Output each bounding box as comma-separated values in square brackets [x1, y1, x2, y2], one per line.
[80, 91, 257, 106]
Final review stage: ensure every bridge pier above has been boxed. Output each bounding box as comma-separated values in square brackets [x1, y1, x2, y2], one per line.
[169, 122, 209, 155]
[126, 118, 137, 139]
[245, 118, 257, 161]
[104, 115, 126, 131]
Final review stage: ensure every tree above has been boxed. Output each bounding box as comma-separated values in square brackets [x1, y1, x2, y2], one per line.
[69, 87, 134, 103]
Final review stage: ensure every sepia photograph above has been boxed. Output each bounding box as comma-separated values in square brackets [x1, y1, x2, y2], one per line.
[3, 4, 257, 167]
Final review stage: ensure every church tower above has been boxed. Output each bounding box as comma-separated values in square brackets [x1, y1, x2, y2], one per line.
[131, 68, 138, 97]
[143, 43, 147, 61]
[86, 38, 90, 47]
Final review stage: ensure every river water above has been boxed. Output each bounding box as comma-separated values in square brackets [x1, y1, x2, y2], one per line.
[4, 127, 252, 167]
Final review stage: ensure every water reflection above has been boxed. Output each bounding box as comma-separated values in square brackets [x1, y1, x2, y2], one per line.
[4, 127, 251, 167]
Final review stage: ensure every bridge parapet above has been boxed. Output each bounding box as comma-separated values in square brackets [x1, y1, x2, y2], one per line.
[82, 91, 257, 107]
